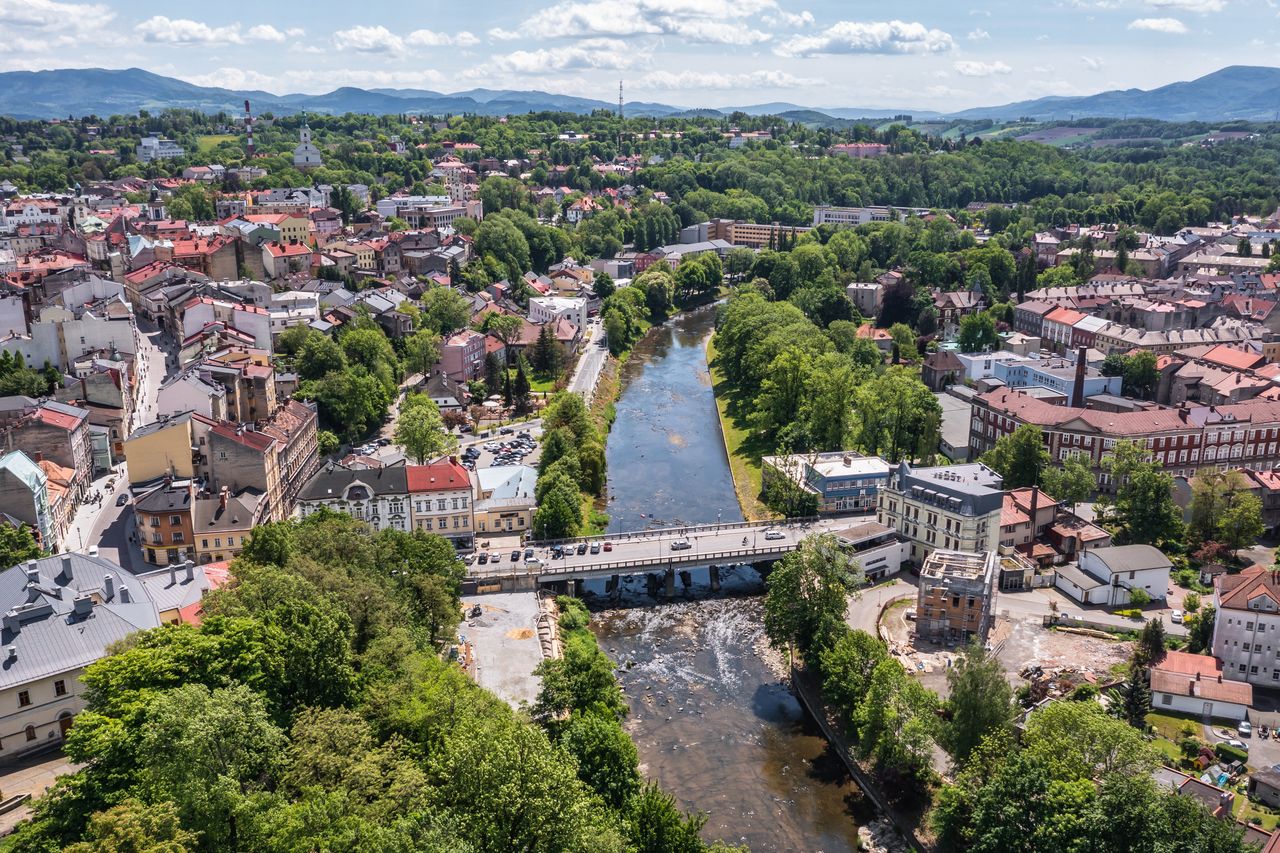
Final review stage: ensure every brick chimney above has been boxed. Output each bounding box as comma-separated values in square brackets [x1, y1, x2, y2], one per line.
[1071, 345, 1087, 408]
[219, 486, 228, 510]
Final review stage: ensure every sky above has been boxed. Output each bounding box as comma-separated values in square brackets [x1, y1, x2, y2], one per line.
[2, 0, 1277, 111]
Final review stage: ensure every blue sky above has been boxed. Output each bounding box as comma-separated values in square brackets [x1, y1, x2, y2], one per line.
[2, 0, 1276, 110]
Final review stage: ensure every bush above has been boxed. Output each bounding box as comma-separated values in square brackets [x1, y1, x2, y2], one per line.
[1216, 742, 1249, 764]
[1179, 737, 1203, 758]
[1130, 588, 1152, 607]
[557, 596, 591, 633]
[1070, 684, 1099, 702]
[1113, 608, 1143, 619]
[1184, 592, 1201, 612]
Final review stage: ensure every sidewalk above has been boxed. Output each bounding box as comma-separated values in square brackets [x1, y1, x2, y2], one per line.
[0, 751, 80, 835]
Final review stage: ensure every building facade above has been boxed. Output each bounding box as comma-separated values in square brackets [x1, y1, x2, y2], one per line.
[915, 549, 997, 645]
[877, 462, 1004, 564]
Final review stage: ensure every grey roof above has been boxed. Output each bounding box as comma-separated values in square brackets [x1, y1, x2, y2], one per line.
[297, 465, 408, 501]
[476, 465, 537, 501]
[1086, 545, 1173, 574]
[137, 563, 219, 614]
[891, 461, 1004, 516]
[192, 490, 262, 533]
[0, 553, 160, 690]
[128, 410, 194, 440]
[1056, 562, 1106, 591]
[136, 483, 192, 513]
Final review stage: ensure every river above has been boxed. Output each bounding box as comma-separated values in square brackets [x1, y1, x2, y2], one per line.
[590, 306, 865, 852]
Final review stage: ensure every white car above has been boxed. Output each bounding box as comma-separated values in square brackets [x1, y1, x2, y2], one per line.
[670, 538, 691, 551]
[1171, 610, 1184, 624]
[763, 529, 785, 541]
[1228, 738, 1250, 751]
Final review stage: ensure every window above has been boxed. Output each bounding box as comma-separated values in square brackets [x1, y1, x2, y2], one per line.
[1161, 693, 1172, 704]
[171, 532, 184, 543]
[17, 690, 30, 708]
[201, 539, 208, 548]
[170, 515, 181, 526]
[54, 680, 66, 697]
[25, 726, 35, 741]
[437, 499, 446, 511]
[213, 538, 221, 548]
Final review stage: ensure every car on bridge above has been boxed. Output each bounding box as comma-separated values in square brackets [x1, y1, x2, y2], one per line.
[670, 538, 691, 550]
[764, 529, 785, 540]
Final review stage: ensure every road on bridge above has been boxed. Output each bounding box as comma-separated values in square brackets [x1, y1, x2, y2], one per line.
[469, 517, 863, 580]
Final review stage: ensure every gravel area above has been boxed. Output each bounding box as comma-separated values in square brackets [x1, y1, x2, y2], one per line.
[459, 591, 546, 708]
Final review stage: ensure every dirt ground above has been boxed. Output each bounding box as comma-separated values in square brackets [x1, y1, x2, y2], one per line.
[881, 602, 1133, 698]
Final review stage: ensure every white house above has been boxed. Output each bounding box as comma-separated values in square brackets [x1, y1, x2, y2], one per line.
[0, 553, 160, 759]
[1150, 650, 1252, 721]
[136, 135, 185, 162]
[295, 465, 411, 532]
[1055, 544, 1172, 606]
[156, 372, 227, 421]
[1211, 564, 1280, 687]
[528, 296, 588, 331]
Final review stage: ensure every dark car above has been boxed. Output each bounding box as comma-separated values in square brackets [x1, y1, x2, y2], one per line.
[499, 426, 514, 434]
[477, 552, 489, 564]
[576, 542, 588, 555]
[552, 545, 565, 558]
[116, 493, 129, 506]
[524, 547, 535, 559]
[511, 550, 521, 562]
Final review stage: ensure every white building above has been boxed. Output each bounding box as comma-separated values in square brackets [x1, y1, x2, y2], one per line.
[156, 372, 228, 421]
[136, 135, 185, 162]
[812, 205, 930, 227]
[407, 461, 475, 550]
[528, 296, 588, 330]
[1150, 651, 1252, 721]
[181, 297, 272, 351]
[0, 553, 160, 759]
[1212, 565, 1280, 687]
[877, 461, 1004, 565]
[1055, 544, 1172, 606]
[268, 291, 321, 337]
[0, 300, 140, 372]
[295, 465, 411, 532]
[293, 120, 323, 170]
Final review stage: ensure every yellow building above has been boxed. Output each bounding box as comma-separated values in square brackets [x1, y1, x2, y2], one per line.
[122, 414, 196, 484]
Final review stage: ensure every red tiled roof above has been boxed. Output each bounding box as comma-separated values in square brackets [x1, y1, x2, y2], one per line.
[1044, 306, 1087, 326]
[32, 406, 86, 431]
[1150, 653, 1253, 706]
[1200, 344, 1264, 372]
[406, 461, 470, 492]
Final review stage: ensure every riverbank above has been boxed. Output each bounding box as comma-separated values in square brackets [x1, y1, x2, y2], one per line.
[706, 335, 774, 522]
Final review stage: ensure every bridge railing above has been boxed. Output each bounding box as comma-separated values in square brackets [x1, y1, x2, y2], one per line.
[468, 543, 797, 580]
[526, 516, 825, 548]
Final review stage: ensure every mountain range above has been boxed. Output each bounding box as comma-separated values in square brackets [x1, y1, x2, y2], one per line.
[2, 65, 1279, 124]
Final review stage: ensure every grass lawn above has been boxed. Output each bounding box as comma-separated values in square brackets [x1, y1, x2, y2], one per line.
[706, 336, 775, 522]
[1235, 794, 1280, 831]
[1147, 710, 1205, 741]
[196, 134, 237, 153]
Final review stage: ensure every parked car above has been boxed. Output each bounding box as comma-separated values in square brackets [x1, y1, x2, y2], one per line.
[524, 547, 535, 560]
[510, 550, 521, 562]
[1228, 738, 1250, 751]
[477, 553, 489, 565]
[116, 493, 129, 506]
[576, 542, 588, 555]
[499, 426, 514, 434]
[590, 542, 601, 554]
[1171, 610, 1184, 624]
[1239, 721, 1253, 737]
[552, 545, 564, 559]
[671, 538, 691, 551]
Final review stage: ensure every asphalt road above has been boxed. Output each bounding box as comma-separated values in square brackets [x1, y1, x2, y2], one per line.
[469, 517, 855, 578]
[568, 320, 608, 400]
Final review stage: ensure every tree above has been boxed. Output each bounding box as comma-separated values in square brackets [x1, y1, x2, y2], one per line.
[1120, 661, 1151, 729]
[1135, 617, 1167, 667]
[851, 368, 941, 463]
[513, 358, 532, 415]
[944, 640, 1015, 766]
[64, 799, 197, 853]
[534, 633, 627, 722]
[0, 523, 42, 567]
[1187, 604, 1216, 654]
[818, 629, 888, 718]
[394, 395, 457, 464]
[763, 534, 862, 657]
[403, 329, 441, 378]
[529, 323, 564, 377]
[1121, 350, 1159, 400]
[592, 269, 615, 299]
[1104, 440, 1183, 545]
[297, 333, 346, 380]
[316, 430, 339, 457]
[532, 475, 582, 539]
[625, 783, 708, 853]
[485, 314, 524, 365]
[957, 312, 999, 353]
[1219, 489, 1264, 559]
[887, 323, 919, 361]
[560, 710, 640, 809]
[419, 286, 472, 333]
[981, 424, 1051, 489]
[858, 657, 941, 786]
[1021, 700, 1159, 782]
[139, 684, 286, 850]
[483, 351, 504, 396]
[1041, 456, 1094, 514]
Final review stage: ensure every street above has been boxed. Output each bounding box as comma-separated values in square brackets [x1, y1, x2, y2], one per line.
[64, 318, 177, 571]
[567, 319, 608, 401]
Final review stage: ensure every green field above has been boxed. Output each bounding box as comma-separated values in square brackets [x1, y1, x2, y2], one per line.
[196, 134, 237, 153]
[706, 336, 775, 522]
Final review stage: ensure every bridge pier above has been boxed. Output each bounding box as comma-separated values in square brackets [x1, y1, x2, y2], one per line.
[646, 572, 660, 598]
[709, 565, 721, 592]
[679, 570, 692, 591]
[606, 574, 620, 602]
[664, 567, 675, 598]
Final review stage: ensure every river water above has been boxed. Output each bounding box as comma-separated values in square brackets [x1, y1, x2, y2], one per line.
[590, 306, 864, 852]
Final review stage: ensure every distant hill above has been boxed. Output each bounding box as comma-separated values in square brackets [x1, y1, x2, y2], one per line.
[2, 65, 1280, 124]
[951, 65, 1280, 122]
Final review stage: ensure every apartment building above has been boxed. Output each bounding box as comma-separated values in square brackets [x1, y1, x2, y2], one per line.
[971, 387, 1280, 488]
[877, 462, 1004, 564]
[296, 465, 412, 532]
[1212, 564, 1280, 688]
[407, 460, 474, 550]
[915, 549, 997, 645]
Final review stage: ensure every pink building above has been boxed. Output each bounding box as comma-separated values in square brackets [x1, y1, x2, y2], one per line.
[439, 330, 485, 382]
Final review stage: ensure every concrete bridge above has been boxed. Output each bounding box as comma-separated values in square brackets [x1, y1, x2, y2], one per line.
[464, 516, 906, 595]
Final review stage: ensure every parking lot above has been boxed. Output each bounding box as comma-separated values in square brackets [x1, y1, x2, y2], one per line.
[460, 428, 541, 473]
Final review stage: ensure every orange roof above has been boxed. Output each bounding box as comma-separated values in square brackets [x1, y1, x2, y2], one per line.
[265, 242, 310, 258]
[1200, 344, 1264, 372]
[1217, 563, 1280, 611]
[1044, 306, 1086, 326]
[856, 323, 893, 341]
[406, 461, 470, 492]
[1150, 653, 1253, 706]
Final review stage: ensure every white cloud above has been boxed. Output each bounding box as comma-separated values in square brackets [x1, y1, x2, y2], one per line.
[181, 67, 280, 89]
[406, 29, 481, 47]
[637, 69, 821, 90]
[485, 38, 649, 74]
[967, 28, 990, 39]
[1080, 55, 1105, 69]
[332, 24, 403, 52]
[135, 16, 292, 45]
[516, 0, 780, 44]
[0, 0, 113, 33]
[1146, 0, 1224, 10]
[764, 9, 815, 27]
[776, 20, 955, 57]
[1128, 16, 1189, 32]
[954, 59, 1012, 76]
